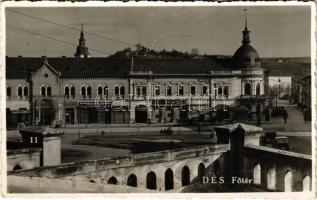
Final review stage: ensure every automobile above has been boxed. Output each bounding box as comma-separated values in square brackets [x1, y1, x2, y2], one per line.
[160, 126, 173, 135]
[260, 132, 277, 145]
[272, 136, 289, 150]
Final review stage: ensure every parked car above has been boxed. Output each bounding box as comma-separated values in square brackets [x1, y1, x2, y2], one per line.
[272, 136, 289, 150]
[260, 132, 277, 145]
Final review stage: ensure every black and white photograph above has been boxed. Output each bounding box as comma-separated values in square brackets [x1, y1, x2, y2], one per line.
[2, 2, 315, 197]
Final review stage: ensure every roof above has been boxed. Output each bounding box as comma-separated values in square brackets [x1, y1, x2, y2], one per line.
[6, 57, 131, 79]
[6, 56, 240, 79]
[266, 69, 292, 77]
[132, 57, 235, 74]
[214, 123, 263, 133]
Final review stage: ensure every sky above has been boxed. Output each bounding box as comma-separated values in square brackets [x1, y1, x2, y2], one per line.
[6, 6, 311, 58]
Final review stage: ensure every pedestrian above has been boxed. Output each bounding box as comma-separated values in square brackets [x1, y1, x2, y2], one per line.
[283, 111, 288, 124]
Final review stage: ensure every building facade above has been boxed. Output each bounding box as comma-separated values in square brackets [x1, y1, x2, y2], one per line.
[6, 21, 266, 127]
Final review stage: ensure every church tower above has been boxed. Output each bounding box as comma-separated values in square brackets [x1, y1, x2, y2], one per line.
[74, 25, 90, 58]
[233, 10, 261, 68]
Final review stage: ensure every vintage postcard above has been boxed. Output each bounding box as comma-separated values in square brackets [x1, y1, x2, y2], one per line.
[1, 1, 315, 199]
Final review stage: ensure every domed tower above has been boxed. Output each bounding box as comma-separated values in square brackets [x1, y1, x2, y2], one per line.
[233, 12, 261, 67]
[74, 25, 90, 58]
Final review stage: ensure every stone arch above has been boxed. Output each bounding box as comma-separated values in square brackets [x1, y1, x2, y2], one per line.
[244, 82, 251, 95]
[181, 165, 190, 186]
[198, 163, 205, 183]
[284, 171, 293, 192]
[107, 176, 118, 185]
[165, 168, 174, 191]
[303, 175, 311, 191]
[267, 167, 276, 190]
[253, 163, 261, 185]
[127, 173, 137, 187]
[13, 165, 22, 171]
[146, 171, 157, 190]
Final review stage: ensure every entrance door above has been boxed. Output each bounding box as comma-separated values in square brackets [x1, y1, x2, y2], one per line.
[135, 105, 148, 123]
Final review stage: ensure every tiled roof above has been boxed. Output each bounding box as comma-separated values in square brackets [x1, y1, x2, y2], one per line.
[132, 56, 234, 74]
[6, 57, 131, 79]
[6, 56, 236, 79]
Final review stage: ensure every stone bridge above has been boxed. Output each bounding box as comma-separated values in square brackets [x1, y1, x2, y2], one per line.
[242, 144, 312, 192]
[9, 144, 229, 192]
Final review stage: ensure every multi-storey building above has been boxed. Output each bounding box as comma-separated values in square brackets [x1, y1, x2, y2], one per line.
[6, 19, 266, 127]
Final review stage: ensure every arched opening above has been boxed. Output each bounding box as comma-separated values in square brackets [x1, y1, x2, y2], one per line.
[135, 105, 148, 123]
[244, 83, 251, 95]
[71, 87, 75, 97]
[47, 87, 51, 97]
[7, 87, 11, 98]
[284, 171, 293, 192]
[146, 171, 157, 190]
[107, 176, 118, 185]
[198, 163, 205, 184]
[303, 175, 311, 191]
[181, 165, 190, 186]
[23, 87, 28, 97]
[267, 167, 276, 190]
[165, 168, 174, 191]
[41, 87, 46, 97]
[253, 164, 261, 185]
[127, 174, 137, 187]
[13, 165, 22, 171]
[37, 99, 54, 125]
[18, 87, 23, 97]
[65, 87, 70, 97]
[87, 86, 92, 97]
[256, 83, 261, 96]
[81, 87, 86, 97]
[120, 86, 125, 96]
[97, 86, 103, 95]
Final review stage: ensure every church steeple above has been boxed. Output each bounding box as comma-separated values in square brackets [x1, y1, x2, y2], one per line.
[74, 24, 90, 58]
[242, 9, 251, 45]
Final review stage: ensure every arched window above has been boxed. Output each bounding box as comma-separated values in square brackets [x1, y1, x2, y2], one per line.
[65, 87, 70, 97]
[142, 86, 147, 96]
[120, 86, 125, 96]
[7, 87, 11, 98]
[224, 86, 229, 97]
[256, 83, 261, 96]
[136, 87, 141, 96]
[115, 86, 120, 96]
[165, 168, 174, 191]
[81, 87, 86, 97]
[203, 85, 208, 95]
[146, 171, 157, 190]
[218, 87, 223, 95]
[127, 174, 137, 187]
[23, 87, 28, 97]
[13, 165, 22, 171]
[253, 164, 261, 185]
[41, 87, 46, 97]
[178, 85, 184, 95]
[190, 86, 195, 95]
[18, 87, 23, 98]
[284, 171, 293, 192]
[71, 87, 75, 97]
[303, 175, 311, 191]
[267, 167, 276, 190]
[47, 87, 52, 97]
[244, 83, 251, 95]
[154, 85, 160, 96]
[98, 86, 103, 95]
[87, 86, 92, 98]
[181, 165, 190, 186]
[104, 86, 108, 97]
[107, 176, 118, 185]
